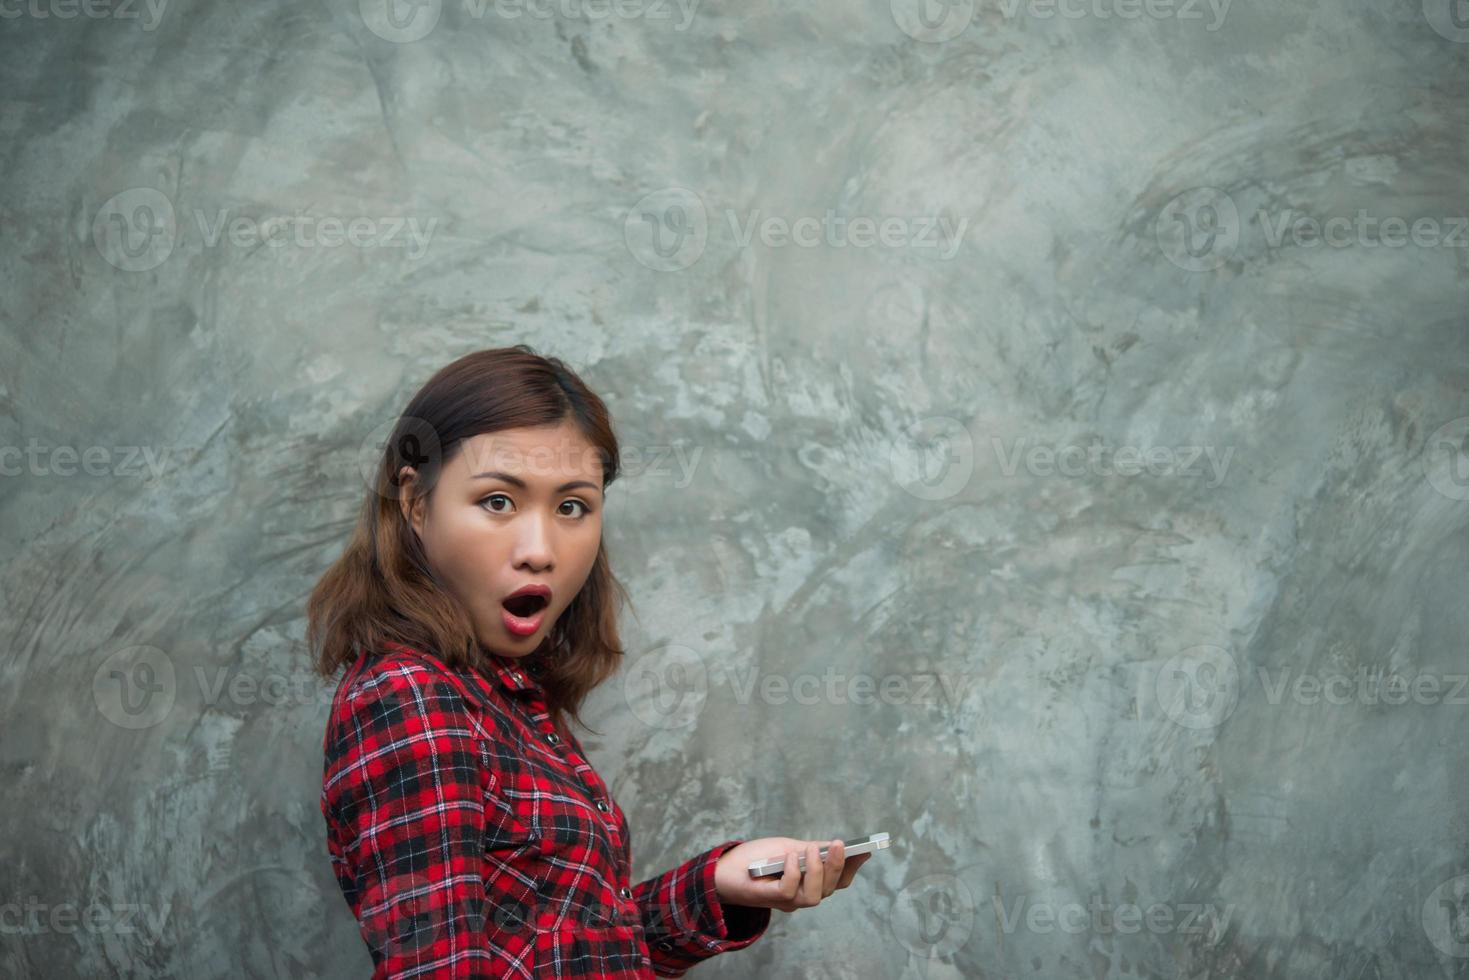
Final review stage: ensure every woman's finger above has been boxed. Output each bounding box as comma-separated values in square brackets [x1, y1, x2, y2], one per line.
[821, 839, 844, 898]
[800, 840, 823, 906]
[778, 850, 802, 904]
[836, 851, 871, 889]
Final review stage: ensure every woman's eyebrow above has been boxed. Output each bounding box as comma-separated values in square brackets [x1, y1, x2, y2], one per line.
[470, 470, 601, 494]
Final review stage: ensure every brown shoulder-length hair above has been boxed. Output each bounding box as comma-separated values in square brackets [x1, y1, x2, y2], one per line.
[307, 344, 632, 738]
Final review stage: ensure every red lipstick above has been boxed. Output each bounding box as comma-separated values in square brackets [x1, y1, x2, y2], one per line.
[500, 584, 551, 638]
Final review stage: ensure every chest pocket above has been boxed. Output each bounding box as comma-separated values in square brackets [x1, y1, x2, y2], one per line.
[473, 730, 540, 855]
[486, 710, 620, 867]
[521, 742, 616, 859]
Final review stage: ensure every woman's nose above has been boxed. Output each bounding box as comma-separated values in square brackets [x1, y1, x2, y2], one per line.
[511, 513, 555, 570]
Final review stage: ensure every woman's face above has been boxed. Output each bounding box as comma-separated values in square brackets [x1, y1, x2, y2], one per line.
[399, 420, 605, 658]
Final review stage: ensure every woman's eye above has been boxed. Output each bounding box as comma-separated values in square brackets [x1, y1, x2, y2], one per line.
[561, 499, 590, 518]
[481, 493, 513, 513]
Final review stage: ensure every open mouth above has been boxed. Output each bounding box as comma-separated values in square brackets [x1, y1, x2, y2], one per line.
[502, 593, 549, 618]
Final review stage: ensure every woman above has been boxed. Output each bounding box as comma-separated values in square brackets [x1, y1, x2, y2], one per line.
[308, 346, 870, 978]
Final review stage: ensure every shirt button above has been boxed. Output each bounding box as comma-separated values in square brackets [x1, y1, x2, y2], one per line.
[545, 731, 561, 745]
[655, 939, 674, 951]
[596, 799, 611, 812]
[619, 886, 633, 900]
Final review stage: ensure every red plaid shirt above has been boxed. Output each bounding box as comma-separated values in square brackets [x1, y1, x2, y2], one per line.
[321, 641, 771, 978]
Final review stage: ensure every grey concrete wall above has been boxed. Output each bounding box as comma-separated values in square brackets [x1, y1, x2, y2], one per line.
[2, 1, 1467, 977]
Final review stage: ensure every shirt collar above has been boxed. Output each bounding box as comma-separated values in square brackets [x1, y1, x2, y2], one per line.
[483, 651, 546, 696]
[377, 639, 546, 699]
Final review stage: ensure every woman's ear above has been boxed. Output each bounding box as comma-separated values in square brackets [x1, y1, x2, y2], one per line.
[397, 466, 426, 537]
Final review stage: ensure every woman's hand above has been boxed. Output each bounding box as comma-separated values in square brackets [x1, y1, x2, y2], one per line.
[713, 837, 872, 913]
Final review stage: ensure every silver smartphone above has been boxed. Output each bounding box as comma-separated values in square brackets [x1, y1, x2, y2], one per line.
[746, 832, 892, 878]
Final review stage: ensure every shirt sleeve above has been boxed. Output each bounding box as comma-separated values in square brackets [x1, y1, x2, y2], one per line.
[322, 664, 506, 979]
[632, 839, 773, 977]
